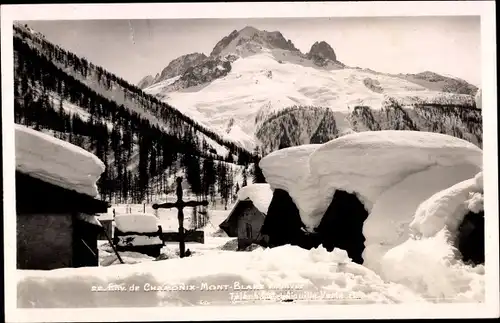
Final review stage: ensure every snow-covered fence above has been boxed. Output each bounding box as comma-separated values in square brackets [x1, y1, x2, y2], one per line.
[113, 213, 164, 258]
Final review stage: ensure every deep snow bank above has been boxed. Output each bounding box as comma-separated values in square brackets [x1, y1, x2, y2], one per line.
[259, 144, 328, 230]
[15, 124, 105, 197]
[17, 245, 425, 308]
[378, 172, 485, 302]
[381, 229, 484, 302]
[238, 183, 274, 214]
[410, 172, 483, 239]
[362, 164, 482, 272]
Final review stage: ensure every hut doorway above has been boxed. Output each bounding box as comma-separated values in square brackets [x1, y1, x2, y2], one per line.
[260, 189, 306, 248]
[316, 190, 369, 264]
[456, 210, 484, 265]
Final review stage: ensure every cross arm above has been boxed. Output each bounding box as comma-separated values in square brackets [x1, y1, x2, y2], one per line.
[152, 202, 177, 210]
[152, 200, 209, 209]
[183, 200, 209, 207]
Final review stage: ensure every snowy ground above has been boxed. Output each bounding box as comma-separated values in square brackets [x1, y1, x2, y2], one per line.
[18, 193, 485, 308]
[20, 243, 431, 308]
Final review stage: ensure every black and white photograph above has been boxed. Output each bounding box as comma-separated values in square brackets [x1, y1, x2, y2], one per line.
[2, 1, 498, 322]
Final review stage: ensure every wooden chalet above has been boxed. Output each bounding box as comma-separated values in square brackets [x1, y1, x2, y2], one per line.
[16, 171, 109, 270]
[219, 197, 270, 250]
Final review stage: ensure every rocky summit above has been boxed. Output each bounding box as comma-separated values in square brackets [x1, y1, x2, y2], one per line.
[307, 41, 337, 62]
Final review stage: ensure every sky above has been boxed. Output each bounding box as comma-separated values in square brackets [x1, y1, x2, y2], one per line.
[24, 17, 481, 86]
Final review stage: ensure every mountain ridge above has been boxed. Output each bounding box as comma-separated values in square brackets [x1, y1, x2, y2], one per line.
[140, 25, 480, 152]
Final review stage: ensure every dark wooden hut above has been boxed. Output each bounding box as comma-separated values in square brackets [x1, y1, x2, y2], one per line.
[219, 199, 267, 250]
[16, 171, 109, 270]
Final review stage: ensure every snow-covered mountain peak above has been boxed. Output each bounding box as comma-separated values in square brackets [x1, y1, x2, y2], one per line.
[238, 26, 260, 37]
[210, 26, 300, 59]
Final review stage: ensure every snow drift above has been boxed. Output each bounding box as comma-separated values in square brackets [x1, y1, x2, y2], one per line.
[380, 172, 485, 301]
[410, 171, 483, 239]
[362, 164, 482, 272]
[15, 124, 105, 197]
[238, 183, 274, 214]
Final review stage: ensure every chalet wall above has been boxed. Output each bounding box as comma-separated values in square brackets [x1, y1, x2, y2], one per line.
[73, 219, 101, 267]
[237, 204, 265, 250]
[17, 213, 73, 270]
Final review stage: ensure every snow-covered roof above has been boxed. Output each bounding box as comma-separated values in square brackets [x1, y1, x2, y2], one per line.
[15, 124, 105, 197]
[310, 130, 482, 211]
[114, 213, 160, 233]
[237, 183, 274, 214]
[260, 131, 482, 231]
[259, 144, 326, 229]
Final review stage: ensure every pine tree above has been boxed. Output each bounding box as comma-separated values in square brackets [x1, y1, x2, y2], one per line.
[186, 154, 202, 196]
[242, 168, 248, 187]
[202, 158, 216, 199]
[234, 182, 240, 201]
[227, 165, 234, 203]
[138, 134, 150, 202]
[58, 98, 65, 133]
[218, 162, 229, 209]
[252, 161, 266, 184]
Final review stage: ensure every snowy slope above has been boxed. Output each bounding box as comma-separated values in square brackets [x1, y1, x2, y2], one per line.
[14, 23, 247, 161]
[145, 47, 476, 151]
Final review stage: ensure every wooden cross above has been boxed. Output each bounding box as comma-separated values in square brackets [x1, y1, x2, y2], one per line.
[152, 177, 209, 258]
